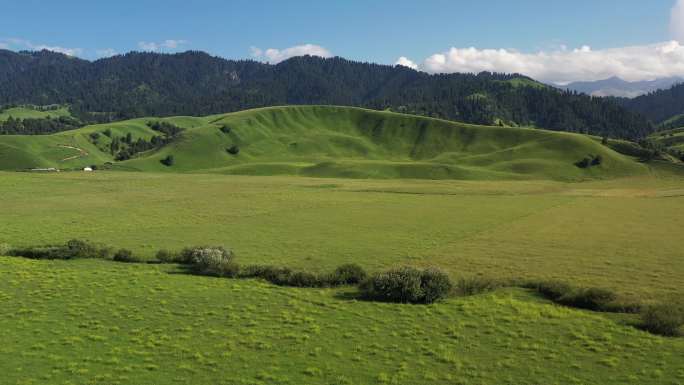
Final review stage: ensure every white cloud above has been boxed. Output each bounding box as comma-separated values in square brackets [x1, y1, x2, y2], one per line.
[138, 39, 188, 52]
[671, 0, 684, 42]
[249, 46, 263, 58]
[250, 43, 332, 64]
[399, 40, 684, 84]
[31, 44, 83, 56]
[0, 37, 82, 56]
[395, 56, 418, 70]
[96, 48, 117, 58]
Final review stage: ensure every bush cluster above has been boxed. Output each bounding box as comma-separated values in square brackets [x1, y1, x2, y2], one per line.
[527, 281, 617, 311]
[238, 263, 367, 288]
[640, 301, 684, 337]
[113, 248, 139, 263]
[9, 239, 111, 260]
[575, 154, 603, 168]
[359, 267, 452, 304]
[186, 246, 239, 277]
[455, 276, 502, 296]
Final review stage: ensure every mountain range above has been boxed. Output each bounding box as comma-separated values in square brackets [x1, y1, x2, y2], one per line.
[0, 49, 652, 139]
[563, 76, 683, 98]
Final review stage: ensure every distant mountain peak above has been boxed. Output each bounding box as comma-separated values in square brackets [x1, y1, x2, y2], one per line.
[564, 76, 684, 98]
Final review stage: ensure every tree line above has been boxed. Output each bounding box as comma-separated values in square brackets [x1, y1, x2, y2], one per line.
[0, 115, 83, 135]
[0, 50, 653, 139]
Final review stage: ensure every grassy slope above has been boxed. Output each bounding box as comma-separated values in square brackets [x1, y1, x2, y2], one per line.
[0, 116, 203, 170]
[1, 257, 682, 385]
[0, 106, 72, 121]
[1, 105, 647, 180]
[649, 127, 684, 151]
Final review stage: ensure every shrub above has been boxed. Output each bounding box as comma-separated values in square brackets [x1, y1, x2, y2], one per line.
[226, 145, 240, 155]
[557, 287, 616, 310]
[330, 263, 367, 285]
[285, 271, 322, 287]
[219, 125, 231, 134]
[591, 154, 603, 166]
[528, 281, 574, 301]
[641, 302, 684, 336]
[160, 155, 175, 166]
[527, 281, 616, 311]
[360, 267, 452, 304]
[421, 268, 453, 303]
[113, 249, 138, 263]
[455, 276, 500, 296]
[9, 239, 110, 260]
[239, 265, 321, 287]
[186, 246, 238, 277]
[575, 157, 591, 168]
[156, 249, 181, 263]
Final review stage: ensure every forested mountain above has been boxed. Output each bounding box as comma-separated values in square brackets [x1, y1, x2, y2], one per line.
[618, 83, 684, 126]
[0, 49, 652, 139]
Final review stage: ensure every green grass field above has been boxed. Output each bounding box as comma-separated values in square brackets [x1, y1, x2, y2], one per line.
[0, 106, 648, 180]
[2, 170, 683, 302]
[1, 258, 682, 385]
[2, 105, 684, 384]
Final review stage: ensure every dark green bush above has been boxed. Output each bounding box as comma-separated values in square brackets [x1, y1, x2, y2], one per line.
[359, 267, 452, 304]
[239, 265, 325, 287]
[575, 157, 591, 168]
[160, 155, 175, 166]
[9, 239, 111, 260]
[226, 145, 240, 155]
[330, 263, 367, 285]
[557, 287, 616, 310]
[527, 281, 616, 311]
[528, 281, 574, 301]
[239, 264, 367, 288]
[219, 125, 231, 134]
[641, 303, 684, 336]
[155, 249, 181, 263]
[421, 268, 454, 303]
[456, 276, 500, 296]
[113, 249, 138, 263]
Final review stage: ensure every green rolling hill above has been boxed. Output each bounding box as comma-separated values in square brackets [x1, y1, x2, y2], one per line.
[649, 127, 684, 152]
[0, 105, 649, 180]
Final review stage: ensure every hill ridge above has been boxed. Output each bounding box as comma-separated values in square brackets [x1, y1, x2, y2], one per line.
[0, 105, 648, 181]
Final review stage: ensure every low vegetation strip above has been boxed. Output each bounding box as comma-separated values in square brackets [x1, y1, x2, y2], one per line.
[4, 239, 683, 336]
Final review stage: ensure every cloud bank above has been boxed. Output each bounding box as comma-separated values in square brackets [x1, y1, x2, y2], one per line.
[137, 39, 188, 52]
[0, 38, 83, 57]
[395, 1, 684, 84]
[250, 44, 332, 63]
[96, 48, 117, 58]
[398, 41, 684, 84]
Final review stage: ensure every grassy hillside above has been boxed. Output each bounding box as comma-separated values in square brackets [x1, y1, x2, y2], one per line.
[649, 127, 684, 151]
[0, 106, 72, 121]
[0, 106, 649, 180]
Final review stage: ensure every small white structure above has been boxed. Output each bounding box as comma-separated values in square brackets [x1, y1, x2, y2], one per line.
[29, 167, 59, 172]
[83, 167, 93, 172]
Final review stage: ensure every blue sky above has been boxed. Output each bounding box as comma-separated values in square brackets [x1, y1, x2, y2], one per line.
[1, 0, 683, 83]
